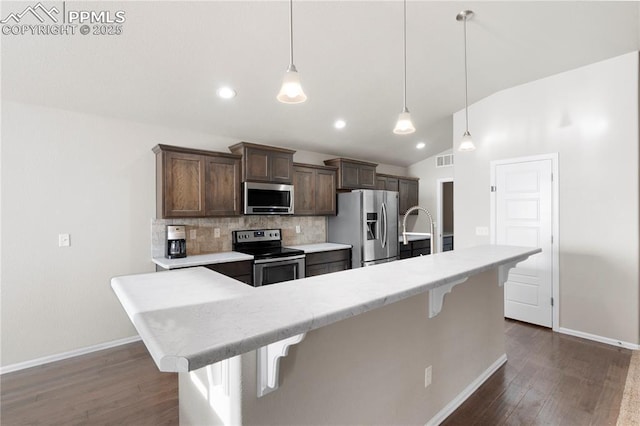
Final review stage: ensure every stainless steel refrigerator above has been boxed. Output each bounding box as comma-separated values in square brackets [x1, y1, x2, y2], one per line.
[328, 190, 399, 268]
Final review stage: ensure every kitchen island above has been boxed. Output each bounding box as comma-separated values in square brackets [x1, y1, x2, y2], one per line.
[112, 245, 539, 425]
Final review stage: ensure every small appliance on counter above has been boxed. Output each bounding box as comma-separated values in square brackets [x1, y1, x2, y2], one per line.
[166, 225, 187, 259]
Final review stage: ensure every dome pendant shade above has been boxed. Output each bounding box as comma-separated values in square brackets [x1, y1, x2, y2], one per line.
[393, 109, 416, 135]
[277, 64, 307, 104]
[459, 130, 476, 151]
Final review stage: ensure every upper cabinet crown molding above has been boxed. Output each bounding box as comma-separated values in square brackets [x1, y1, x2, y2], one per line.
[153, 144, 241, 219]
[229, 142, 295, 184]
[153, 144, 241, 160]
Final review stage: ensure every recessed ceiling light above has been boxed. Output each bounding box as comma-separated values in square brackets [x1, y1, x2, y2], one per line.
[334, 119, 346, 129]
[217, 86, 236, 99]
[416, 142, 426, 149]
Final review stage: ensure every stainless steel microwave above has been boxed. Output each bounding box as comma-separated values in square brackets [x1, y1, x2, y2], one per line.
[244, 182, 294, 215]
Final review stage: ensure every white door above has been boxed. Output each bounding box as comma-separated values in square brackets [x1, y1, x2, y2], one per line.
[495, 159, 553, 327]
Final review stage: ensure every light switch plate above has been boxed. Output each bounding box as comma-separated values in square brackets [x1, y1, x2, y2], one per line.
[475, 226, 489, 236]
[295, 225, 301, 234]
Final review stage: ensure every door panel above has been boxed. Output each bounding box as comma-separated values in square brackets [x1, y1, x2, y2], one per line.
[496, 159, 553, 327]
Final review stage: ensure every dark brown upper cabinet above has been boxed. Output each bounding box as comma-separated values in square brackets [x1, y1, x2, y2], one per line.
[153, 144, 241, 218]
[375, 173, 419, 215]
[375, 174, 400, 192]
[398, 177, 419, 215]
[293, 163, 337, 216]
[323, 158, 378, 190]
[228, 142, 295, 184]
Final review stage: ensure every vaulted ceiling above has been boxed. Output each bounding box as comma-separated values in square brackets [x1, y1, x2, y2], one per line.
[2, 1, 639, 166]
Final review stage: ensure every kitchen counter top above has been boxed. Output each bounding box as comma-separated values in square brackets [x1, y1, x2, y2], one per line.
[286, 242, 352, 253]
[399, 232, 431, 243]
[152, 252, 254, 270]
[113, 245, 540, 372]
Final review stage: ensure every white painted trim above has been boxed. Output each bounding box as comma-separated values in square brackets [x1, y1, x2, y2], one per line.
[425, 353, 508, 426]
[0, 335, 141, 375]
[490, 153, 559, 330]
[556, 327, 640, 351]
[257, 333, 307, 397]
[428, 277, 468, 318]
[436, 178, 454, 253]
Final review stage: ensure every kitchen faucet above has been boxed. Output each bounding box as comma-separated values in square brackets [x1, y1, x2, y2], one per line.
[402, 205, 436, 255]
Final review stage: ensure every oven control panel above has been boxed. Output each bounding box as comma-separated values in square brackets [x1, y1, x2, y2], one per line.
[233, 229, 281, 243]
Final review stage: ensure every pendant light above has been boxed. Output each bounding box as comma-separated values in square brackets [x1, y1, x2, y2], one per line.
[277, 0, 307, 104]
[393, 0, 415, 135]
[457, 10, 475, 151]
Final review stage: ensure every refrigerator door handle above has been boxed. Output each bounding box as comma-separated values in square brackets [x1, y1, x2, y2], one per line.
[381, 202, 388, 248]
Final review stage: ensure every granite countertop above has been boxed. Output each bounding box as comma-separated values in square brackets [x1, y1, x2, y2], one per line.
[113, 245, 540, 373]
[286, 242, 352, 253]
[152, 252, 254, 270]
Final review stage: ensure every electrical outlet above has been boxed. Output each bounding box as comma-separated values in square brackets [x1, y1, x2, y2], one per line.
[58, 234, 70, 247]
[214, 228, 221, 238]
[295, 225, 301, 234]
[475, 226, 489, 236]
[189, 229, 197, 240]
[424, 365, 432, 388]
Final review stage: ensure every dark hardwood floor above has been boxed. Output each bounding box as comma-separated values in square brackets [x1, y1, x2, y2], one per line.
[443, 319, 632, 426]
[0, 320, 632, 425]
[1, 342, 178, 425]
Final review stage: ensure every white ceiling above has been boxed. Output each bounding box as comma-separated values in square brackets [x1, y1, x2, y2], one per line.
[2, 1, 639, 166]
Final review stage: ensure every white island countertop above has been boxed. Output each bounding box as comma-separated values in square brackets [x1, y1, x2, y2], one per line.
[113, 245, 540, 372]
[152, 252, 254, 270]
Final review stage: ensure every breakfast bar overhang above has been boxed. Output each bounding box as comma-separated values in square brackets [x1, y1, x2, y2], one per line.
[112, 245, 540, 425]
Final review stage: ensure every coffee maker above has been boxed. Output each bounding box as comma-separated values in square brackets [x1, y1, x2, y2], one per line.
[166, 225, 187, 259]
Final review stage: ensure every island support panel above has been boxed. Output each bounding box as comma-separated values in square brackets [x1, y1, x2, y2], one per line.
[178, 268, 504, 425]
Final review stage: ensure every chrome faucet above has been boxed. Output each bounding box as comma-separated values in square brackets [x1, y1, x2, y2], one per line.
[402, 205, 436, 255]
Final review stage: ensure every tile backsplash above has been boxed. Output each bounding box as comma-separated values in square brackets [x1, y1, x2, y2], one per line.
[152, 216, 327, 258]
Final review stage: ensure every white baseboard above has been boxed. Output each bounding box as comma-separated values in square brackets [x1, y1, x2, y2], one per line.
[425, 353, 508, 426]
[0, 335, 141, 375]
[556, 327, 639, 350]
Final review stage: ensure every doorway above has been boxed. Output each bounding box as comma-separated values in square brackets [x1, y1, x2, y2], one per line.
[436, 178, 454, 253]
[491, 154, 559, 329]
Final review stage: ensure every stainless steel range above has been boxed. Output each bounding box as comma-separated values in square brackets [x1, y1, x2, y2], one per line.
[232, 229, 305, 287]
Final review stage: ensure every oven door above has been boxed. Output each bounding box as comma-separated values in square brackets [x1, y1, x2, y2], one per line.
[253, 255, 306, 286]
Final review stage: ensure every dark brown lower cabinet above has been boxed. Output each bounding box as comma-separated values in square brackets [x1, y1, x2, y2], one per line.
[443, 235, 454, 252]
[204, 260, 253, 285]
[399, 238, 431, 259]
[305, 249, 351, 277]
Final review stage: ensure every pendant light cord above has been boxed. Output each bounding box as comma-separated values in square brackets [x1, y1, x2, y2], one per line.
[289, 0, 294, 66]
[463, 15, 469, 132]
[402, 0, 407, 110]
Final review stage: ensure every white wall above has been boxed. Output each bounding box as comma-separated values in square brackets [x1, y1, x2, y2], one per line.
[452, 52, 639, 345]
[0, 101, 406, 367]
[406, 149, 454, 233]
[0, 101, 234, 366]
